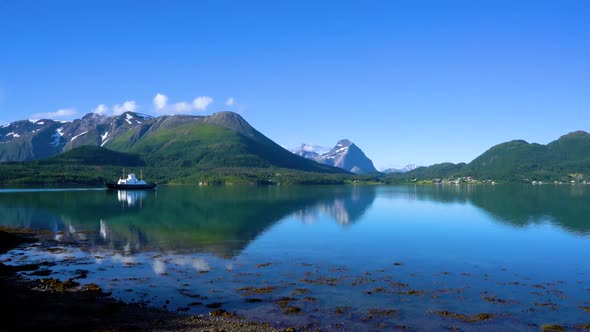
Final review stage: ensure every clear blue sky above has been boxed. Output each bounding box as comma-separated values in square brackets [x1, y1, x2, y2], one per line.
[1, 0, 589, 169]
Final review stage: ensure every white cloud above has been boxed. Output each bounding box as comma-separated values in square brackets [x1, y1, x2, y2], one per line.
[224, 97, 246, 113]
[112, 101, 138, 115]
[172, 101, 191, 112]
[192, 96, 213, 111]
[302, 144, 326, 152]
[92, 100, 138, 116]
[32, 108, 77, 120]
[153, 93, 168, 110]
[93, 104, 109, 115]
[297, 143, 329, 154]
[153, 93, 214, 114]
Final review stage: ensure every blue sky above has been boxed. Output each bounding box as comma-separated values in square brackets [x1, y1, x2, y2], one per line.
[1, 1, 589, 169]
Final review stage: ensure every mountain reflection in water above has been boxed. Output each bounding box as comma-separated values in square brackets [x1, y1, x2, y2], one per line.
[0, 184, 588, 259]
[0, 186, 377, 257]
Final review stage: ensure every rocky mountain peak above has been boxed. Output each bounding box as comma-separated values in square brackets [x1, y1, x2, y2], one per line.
[294, 139, 377, 174]
[336, 139, 353, 147]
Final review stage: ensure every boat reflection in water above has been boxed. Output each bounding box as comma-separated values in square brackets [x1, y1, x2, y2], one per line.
[117, 190, 148, 208]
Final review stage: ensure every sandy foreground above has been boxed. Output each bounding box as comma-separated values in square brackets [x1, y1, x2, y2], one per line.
[0, 227, 284, 332]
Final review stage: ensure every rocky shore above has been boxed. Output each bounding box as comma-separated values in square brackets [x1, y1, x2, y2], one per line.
[0, 227, 282, 332]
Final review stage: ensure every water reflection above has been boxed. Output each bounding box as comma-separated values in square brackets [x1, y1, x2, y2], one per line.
[0, 184, 588, 259]
[0, 186, 377, 257]
[403, 184, 590, 234]
[292, 186, 376, 225]
[116, 190, 148, 207]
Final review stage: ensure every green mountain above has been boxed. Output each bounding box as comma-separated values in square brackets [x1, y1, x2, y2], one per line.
[403, 162, 468, 180]
[42, 145, 145, 166]
[387, 130, 590, 182]
[103, 112, 341, 172]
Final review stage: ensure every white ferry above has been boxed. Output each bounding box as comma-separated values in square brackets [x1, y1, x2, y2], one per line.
[106, 170, 156, 190]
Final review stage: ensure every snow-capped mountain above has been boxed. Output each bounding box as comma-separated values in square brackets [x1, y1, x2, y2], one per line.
[293, 139, 378, 174]
[382, 164, 418, 174]
[0, 112, 153, 162]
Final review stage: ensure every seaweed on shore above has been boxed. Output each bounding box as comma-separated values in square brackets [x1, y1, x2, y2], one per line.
[237, 286, 277, 296]
[434, 310, 497, 323]
[540, 324, 566, 331]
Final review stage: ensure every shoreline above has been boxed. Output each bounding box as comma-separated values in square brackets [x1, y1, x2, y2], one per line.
[0, 227, 282, 332]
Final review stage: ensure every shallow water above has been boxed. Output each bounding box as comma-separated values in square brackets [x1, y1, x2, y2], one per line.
[1, 184, 589, 331]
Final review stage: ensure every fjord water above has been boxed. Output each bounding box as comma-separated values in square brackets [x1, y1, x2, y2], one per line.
[1, 185, 589, 330]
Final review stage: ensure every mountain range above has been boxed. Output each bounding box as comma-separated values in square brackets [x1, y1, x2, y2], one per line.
[2, 111, 590, 184]
[0, 111, 349, 182]
[292, 139, 378, 174]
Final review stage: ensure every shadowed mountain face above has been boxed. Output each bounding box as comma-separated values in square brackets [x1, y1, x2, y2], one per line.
[0, 111, 345, 174]
[0, 186, 377, 257]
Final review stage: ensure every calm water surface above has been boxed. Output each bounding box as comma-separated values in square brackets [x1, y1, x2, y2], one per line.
[1, 185, 589, 331]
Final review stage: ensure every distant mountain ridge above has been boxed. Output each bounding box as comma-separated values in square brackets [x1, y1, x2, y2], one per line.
[0, 111, 347, 175]
[387, 130, 590, 182]
[382, 164, 417, 174]
[293, 139, 377, 174]
[0, 112, 154, 161]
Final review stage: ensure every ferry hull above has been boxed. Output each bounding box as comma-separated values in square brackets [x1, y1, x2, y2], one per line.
[106, 183, 157, 190]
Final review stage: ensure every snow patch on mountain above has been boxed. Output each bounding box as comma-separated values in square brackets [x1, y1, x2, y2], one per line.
[70, 131, 88, 141]
[51, 130, 62, 147]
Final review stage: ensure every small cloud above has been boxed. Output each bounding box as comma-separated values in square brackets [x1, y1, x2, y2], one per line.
[172, 101, 191, 112]
[153, 93, 168, 111]
[153, 93, 214, 114]
[93, 101, 138, 116]
[112, 100, 138, 115]
[32, 108, 77, 120]
[93, 104, 109, 115]
[297, 143, 329, 154]
[224, 97, 246, 113]
[192, 96, 213, 111]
